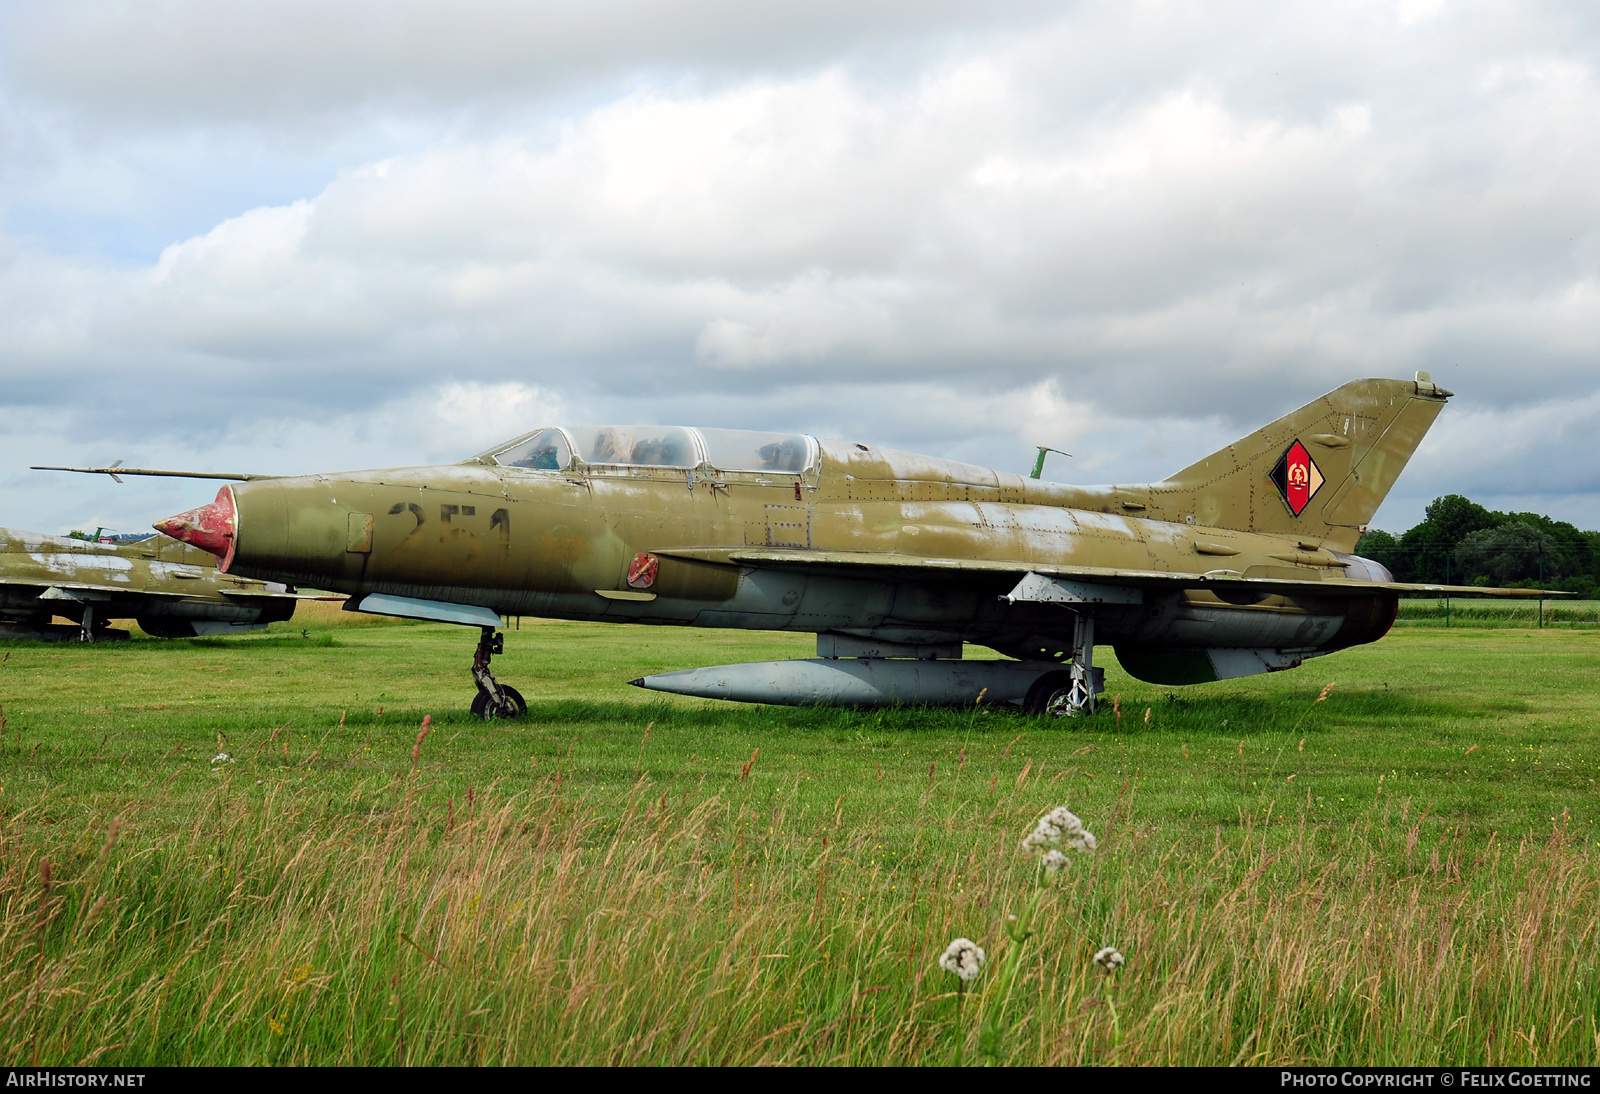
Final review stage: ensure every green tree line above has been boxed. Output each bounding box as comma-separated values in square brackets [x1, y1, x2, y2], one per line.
[1356, 495, 1600, 595]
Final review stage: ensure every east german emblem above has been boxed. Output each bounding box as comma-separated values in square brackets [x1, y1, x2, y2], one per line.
[1269, 440, 1324, 517]
[627, 552, 660, 590]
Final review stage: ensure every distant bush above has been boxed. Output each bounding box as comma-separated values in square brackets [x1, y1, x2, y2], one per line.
[1454, 522, 1563, 585]
[1360, 494, 1600, 590]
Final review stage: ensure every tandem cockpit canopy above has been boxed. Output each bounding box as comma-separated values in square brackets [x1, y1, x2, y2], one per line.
[487, 426, 817, 475]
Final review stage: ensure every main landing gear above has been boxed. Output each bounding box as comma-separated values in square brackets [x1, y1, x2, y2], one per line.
[1023, 612, 1105, 718]
[469, 626, 526, 720]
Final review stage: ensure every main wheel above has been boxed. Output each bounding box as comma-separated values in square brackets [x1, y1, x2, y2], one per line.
[471, 685, 527, 720]
[1024, 671, 1073, 717]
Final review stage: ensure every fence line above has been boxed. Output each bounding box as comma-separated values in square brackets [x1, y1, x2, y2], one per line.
[1356, 542, 1586, 628]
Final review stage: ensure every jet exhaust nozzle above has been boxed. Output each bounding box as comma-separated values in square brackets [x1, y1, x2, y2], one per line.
[154, 486, 237, 571]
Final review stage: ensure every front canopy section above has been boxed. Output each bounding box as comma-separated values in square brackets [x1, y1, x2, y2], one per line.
[492, 427, 572, 471]
[482, 426, 817, 476]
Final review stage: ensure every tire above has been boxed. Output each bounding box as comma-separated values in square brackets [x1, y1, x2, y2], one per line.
[1024, 671, 1073, 717]
[471, 685, 527, 720]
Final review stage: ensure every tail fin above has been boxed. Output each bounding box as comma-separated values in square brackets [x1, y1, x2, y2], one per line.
[1143, 374, 1451, 552]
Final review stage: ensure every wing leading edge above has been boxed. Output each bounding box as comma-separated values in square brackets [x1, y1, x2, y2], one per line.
[652, 547, 1562, 600]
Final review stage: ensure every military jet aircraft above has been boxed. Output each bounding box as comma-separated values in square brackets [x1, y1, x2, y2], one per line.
[44, 373, 1550, 715]
[0, 527, 315, 640]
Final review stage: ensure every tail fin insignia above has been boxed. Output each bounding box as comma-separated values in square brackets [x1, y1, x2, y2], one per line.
[1138, 377, 1451, 553]
[1269, 440, 1324, 516]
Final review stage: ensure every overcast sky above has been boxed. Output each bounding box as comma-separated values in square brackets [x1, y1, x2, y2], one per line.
[3, 0, 1598, 536]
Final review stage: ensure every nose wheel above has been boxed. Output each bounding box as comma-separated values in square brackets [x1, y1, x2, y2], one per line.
[470, 626, 526, 720]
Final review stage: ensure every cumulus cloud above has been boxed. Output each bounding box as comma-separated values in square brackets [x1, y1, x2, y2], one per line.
[1, 0, 1599, 535]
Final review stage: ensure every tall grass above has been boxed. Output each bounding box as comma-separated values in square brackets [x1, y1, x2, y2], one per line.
[1397, 599, 1600, 627]
[2, 754, 1596, 1065]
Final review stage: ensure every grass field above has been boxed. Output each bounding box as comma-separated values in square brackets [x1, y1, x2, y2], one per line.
[1, 604, 1598, 1065]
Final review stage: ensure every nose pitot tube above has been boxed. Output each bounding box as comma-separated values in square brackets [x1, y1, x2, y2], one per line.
[154, 486, 237, 571]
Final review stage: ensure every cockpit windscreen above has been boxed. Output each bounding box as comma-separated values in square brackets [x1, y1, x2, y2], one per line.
[492, 428, 572, 470]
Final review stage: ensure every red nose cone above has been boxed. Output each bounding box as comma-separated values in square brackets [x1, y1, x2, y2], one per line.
[154, 486, 237, 571]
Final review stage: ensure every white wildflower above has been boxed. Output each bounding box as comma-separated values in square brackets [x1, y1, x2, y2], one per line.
[211, 752, 233, 765]
[1021, 806, 1096, 856]
[1093, 946, 1125, 973]
[938, 938, 986, 981]
[1044, 807, 1085, 838]
[1041, 849, 1070, 875]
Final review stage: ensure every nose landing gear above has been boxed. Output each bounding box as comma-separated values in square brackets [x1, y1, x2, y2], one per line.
[470, 626, 526, 720]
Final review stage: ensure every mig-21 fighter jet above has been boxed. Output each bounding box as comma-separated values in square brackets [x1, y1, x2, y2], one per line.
[0, 526, 315, 641]
[45, 373, 1553, 716]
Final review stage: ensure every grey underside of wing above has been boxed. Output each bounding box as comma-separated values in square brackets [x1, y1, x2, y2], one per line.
[219, 589, 339, 599]
[653, 548, 1559, 599]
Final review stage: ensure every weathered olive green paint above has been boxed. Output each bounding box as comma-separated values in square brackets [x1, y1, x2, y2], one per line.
[651, 557, 741, 601]
[1147, 377, 1447, 550]
[0, 528, 301, 638]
